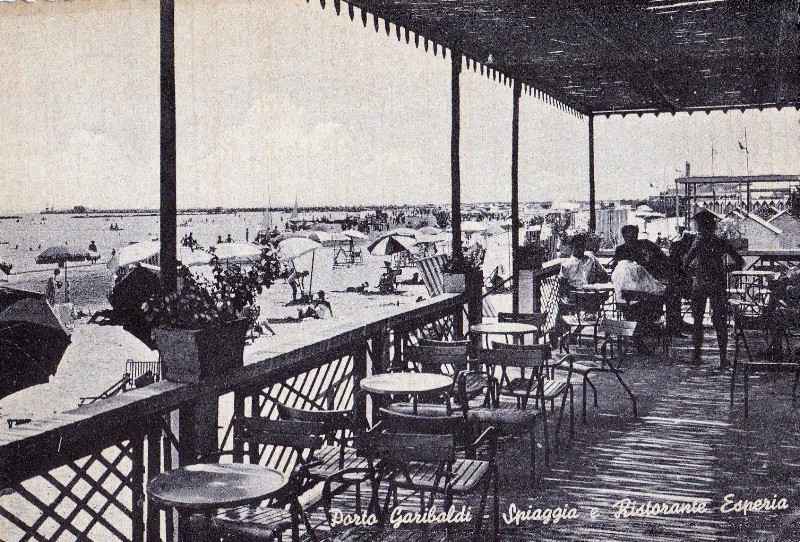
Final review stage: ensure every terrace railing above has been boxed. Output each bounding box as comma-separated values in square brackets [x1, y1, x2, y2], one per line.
[0, 293, 470, 542]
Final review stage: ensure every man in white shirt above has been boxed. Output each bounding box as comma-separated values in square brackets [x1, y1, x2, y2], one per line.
[559, 235, 606, 288]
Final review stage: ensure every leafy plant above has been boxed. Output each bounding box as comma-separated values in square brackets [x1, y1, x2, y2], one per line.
[717, 218, 744, 240]
[442, 243, 486, 274]
[143, 248, 280, 330]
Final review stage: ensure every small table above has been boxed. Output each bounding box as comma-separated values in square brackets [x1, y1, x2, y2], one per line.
[147, 463, 287, 512]
[470, 322, 539, 347]
[360, 372, 453, 414]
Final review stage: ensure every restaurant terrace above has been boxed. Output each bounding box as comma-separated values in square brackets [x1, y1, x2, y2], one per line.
[1, 1, 799, 542]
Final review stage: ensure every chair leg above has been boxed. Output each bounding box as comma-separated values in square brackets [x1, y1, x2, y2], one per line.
[493, 467, 500, 542]
[473, 479, 489, 542]
[569, 384, 575, 439]
[530, 418, 537, 487]
[582, 378, 588, 424]
[588, 378, 598, 407]
[541, 406, 550, 468]
[612, 369, 637, 418]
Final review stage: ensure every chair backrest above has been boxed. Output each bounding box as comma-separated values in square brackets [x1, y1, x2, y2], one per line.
[233, 417, 325, 453]
[276, 404, 354, 436]
[405, 344, 468, 374]
[378, 407, 465, 435]
[416, 254, 448, 297]
[498, 312, 547, 327]
[478, 343, 551, 369]
[599, 319, 637, 338]
[360, 430, 455, 464]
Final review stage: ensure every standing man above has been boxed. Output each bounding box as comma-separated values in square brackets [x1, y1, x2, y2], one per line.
[46, 268, 62, 305]
[684, 209, 744, 368]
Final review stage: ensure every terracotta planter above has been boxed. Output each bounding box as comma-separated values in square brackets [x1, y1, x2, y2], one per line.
[152, 319, 248, 383]
[443, 273, 466, 294]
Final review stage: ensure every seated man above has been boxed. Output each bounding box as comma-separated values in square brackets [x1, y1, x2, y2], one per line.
[613, 224, 669, 281]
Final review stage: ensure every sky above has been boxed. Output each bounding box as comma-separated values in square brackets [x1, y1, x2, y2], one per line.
[1, 0, 798, 212]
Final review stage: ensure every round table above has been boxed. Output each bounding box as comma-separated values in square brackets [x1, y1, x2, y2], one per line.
[147, 463, 287, 512]
[359, 372, 453, 414]
[470, 322, 539, 347]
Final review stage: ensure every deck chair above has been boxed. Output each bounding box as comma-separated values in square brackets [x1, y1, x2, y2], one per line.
[78, 373, 132, 405]
[416, 254, 449, 297]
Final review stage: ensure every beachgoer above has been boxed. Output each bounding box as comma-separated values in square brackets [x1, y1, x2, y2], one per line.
[226, 234, 233, 243]
[298, 291, 333, 320]
[46, 269, 62, 305]
[667, 226, 695, 335]
[613, 225, 669, 279]
[683, 209, 744, 367]
[559, 234, 607, 289]
[287, 267, 300, 302]
[245, 228, 249, 242]
[89, 240, 97, 252]
[217, 235, 223, 244]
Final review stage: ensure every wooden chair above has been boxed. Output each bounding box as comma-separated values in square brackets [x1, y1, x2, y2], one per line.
[277, 403, 376, 521]
[559, 288, 609, 352]
[404, 342, 491, 406]
[555, 319, 638, 422]
[207, 418, 322, 542]
[365, 409, 499, 542]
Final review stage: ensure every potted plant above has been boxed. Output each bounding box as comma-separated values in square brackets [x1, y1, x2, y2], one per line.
[442, 244, 485, 294]
[517, 242, 549, 270]
[143, 252, 279, 383]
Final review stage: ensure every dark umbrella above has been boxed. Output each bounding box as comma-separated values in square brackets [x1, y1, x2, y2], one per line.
[0, 286, 71, 399]
[37, 245, 89, 303]
[107, 266, 161, 350]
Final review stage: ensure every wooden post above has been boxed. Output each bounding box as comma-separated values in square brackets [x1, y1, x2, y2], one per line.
[146, 422, 162, 542]
[588, 114, 596, 233]
[160, 0, 177, 293]
[511, 80, 521, 314]
[450, 50, 463, 262]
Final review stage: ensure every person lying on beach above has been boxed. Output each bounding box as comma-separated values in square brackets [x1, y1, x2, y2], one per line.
[293, 291, 334, 320]
[346, 282, 369, 293]
[399, 272, 424, 285]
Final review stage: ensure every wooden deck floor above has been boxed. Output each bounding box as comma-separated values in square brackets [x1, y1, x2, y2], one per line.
[307, 329, 800, 542]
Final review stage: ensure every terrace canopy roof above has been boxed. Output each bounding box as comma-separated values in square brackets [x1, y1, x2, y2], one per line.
[346, 0, 800, 116]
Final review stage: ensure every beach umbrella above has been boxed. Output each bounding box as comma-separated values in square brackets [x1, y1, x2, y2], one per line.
[368, 235, 416, 256]
[111, 241, 161, 269]
[307, 231, 332, 244]
[0, 286, 71, 399]
[384, 228, 418, 238]
[210, 242, 262, 263]
[330, 232, 349, 243]
[460, 221, 488, 233]
[272, 232, 309, 244]
[278, 238, 321, 262]
[341, 229, 367, 240]
[278, 238, 322, 292]
[108, 266, 161, 350]
[37, 245, 89, 303]
[178, 247, 213, 267]
[418, 226, 443, 236]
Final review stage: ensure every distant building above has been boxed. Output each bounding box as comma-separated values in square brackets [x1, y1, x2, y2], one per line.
[674, 174, 800, 225]
[768, 210, 800, 249]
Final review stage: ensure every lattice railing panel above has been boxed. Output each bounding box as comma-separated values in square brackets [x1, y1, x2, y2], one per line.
[218, 352, 356, 475]
[0, 438, 143, 542]
[540, 273, 561, 333]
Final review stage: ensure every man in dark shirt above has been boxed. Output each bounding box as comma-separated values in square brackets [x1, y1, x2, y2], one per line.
[666, 226, 695, 335]
[684, 209, 744, 368]
[613, 225, 670, 280]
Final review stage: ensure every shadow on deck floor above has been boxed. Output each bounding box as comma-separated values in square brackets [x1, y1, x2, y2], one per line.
[310, 330, 800, 542]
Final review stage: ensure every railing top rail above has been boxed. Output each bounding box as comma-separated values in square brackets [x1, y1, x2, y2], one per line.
[0, 293, 467, 484]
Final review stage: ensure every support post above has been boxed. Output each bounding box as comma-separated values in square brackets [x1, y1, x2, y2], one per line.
[588, 115, 596, 232]
[511, 80, 521, 314]
[160, 0, 177, 293]
[450, 50, 463, 262]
